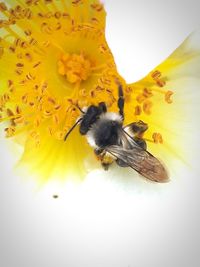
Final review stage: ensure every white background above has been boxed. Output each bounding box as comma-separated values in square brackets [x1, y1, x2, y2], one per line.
[1, 1, 200, 267]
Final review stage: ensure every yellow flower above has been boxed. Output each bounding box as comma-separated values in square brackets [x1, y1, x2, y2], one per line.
[0, 0, 199, 183]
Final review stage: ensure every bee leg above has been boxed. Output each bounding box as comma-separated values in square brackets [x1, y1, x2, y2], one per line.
[118, 84, 124, 120]
[134, 137, 147, 150]
[101, 162, 111, 171]
[94, 148, 104, 155]
[124, 120, 148, 137]
[98, 102, 107, 113]
[124, 121, 148, 149]
[116, 159, 129, 167]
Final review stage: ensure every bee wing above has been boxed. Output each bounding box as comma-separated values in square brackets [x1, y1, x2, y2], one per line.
[106, 144, 169, 183]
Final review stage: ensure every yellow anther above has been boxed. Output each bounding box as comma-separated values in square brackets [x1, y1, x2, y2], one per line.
[67, 71, 79, 84]
[54, 130, 65, 140]
[143, 100, 153, 115]
[34, 116, 41, 127]
[0, 2, 7, 11]
[52, 114, 59, 125]
[152, 133, 163, 144]
[134, 105, 142, 116]
[136, 94, 146, 104]
[165, 90, 174, 104]
[143, 88, 153, 98]
[61, 53, 69, 62]
[0, 47, 4, 58]
[5, 126, 16, 137]
[14, 116, 24, 124]
[91, 3, 103, 12]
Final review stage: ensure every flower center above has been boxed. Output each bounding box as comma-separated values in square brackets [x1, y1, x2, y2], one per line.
[57, 53, 93, 84]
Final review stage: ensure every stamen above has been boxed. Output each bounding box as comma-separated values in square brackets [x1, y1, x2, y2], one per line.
[136, 94, 146, 104]
[152, 133, 163, 144]
[0, 2, 7, 11]
[54, 11, 61, 19]
[24, 29, 32, 36]
[143, 88, 153, 98]
[5, 126, 16, 137]
[125, 86, 133, 94]
[14, 116, 24, 124]
[52, 114, 59, 125]
[151, 70, 166, 87]
[91, 3, 104, 12]
[72, 0, 83, 5]
[54, 130, 65, 140]
[143, 100, 152, 115]
[0, 47, 4, 58]
[57, 52, 94, 84]
[165, 90, 174, 104]
[33, 61, 41, 68]
[134, 105, 142, 116]
[34, 116, 41, 127]
[29, 130, 40, 147]
[16, 106, 22, 114]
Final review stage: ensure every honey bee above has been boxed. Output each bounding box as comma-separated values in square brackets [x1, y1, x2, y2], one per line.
[64, 85, 168, 183]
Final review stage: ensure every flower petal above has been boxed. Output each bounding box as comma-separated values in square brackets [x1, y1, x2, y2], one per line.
[126, 30, 200, 174]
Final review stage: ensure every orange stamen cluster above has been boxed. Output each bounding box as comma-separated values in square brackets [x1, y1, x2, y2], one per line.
[58, 53, 93, 84]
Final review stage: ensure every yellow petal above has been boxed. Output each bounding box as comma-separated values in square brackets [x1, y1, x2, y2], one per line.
[126, 30, 200, 174]
[0, 0, 122, 183]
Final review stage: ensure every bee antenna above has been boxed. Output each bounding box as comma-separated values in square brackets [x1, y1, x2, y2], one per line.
[64, 118, 83, 141]
[77, 104, 85, 114]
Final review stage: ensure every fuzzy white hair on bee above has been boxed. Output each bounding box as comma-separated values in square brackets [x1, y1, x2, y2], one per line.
[99, 112, 123, 123]
[86, 114, 116, 148]
[86, 112, 123, 149]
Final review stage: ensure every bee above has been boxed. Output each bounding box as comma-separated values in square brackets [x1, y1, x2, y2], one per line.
[64, 85, 168, 183]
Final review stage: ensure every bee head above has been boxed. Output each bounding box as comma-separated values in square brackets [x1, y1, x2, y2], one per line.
[86, 112, 123, 148]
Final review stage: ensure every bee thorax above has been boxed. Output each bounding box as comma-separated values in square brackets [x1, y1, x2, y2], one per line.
[86, 112, 122, 149]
